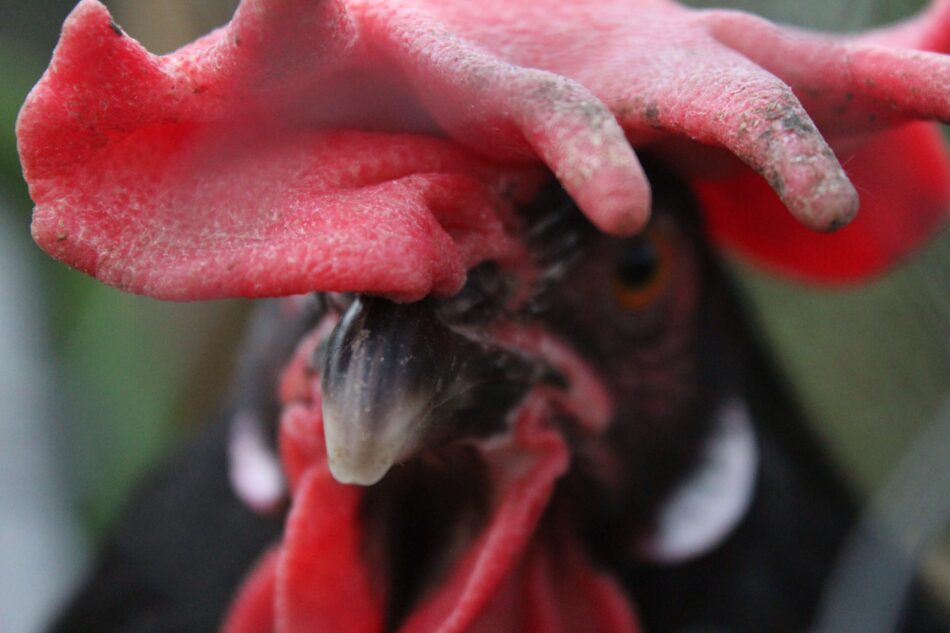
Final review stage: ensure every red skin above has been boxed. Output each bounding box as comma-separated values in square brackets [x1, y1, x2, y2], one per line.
[16, 0, 950, 299]
[15, 1, 950, 631]
[220, 320, 638, 633]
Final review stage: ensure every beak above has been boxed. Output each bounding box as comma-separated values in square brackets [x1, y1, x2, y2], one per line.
[321, 295, 538, 485]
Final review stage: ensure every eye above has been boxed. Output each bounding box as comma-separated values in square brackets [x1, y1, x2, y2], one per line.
[613, 230, 672, 311]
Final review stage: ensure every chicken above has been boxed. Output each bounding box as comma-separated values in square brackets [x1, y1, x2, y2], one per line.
[50, 171, 946, 633]
[16, 0, 950, 631]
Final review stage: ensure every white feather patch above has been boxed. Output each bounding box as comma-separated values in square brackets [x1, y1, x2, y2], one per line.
[228, 409, 286, 514]
[638, 399, 758, 564]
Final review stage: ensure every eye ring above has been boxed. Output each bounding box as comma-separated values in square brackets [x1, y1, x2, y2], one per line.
[613, 230, 673, 311]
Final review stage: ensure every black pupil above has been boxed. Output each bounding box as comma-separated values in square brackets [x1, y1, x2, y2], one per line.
[617, 238, 658, 287]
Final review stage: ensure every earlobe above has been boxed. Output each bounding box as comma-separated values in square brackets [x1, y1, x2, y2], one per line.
[637, 398, 758, 564]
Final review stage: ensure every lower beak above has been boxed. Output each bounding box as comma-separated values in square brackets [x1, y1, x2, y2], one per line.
[320, 296, 534, 485]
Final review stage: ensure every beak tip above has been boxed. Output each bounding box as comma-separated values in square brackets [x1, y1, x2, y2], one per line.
[323, 407, 404, 486]
[326, 451, 391, 486]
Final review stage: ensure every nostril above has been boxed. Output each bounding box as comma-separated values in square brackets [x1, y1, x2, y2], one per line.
[325, 292, 355, 314]
[309, 339, 329, 374]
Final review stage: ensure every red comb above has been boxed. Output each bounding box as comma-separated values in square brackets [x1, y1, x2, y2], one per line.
[17, 0, 950, 295]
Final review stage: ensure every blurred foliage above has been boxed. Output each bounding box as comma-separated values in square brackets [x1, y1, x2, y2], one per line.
[0, 0, 945, 544]
[731, 225, 950, 492]
[0, 0, 245, 537]
[685, 0, 927, 30]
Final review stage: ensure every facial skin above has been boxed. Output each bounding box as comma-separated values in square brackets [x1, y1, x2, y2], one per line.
[305, 164, 743, 626]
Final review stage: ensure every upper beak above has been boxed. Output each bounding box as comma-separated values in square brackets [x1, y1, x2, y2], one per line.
[320, 295, 537, 485]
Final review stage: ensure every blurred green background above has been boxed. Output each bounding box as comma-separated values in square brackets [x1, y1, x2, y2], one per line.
[0, 0, 946, 627]
[2, 0, 246, 538]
